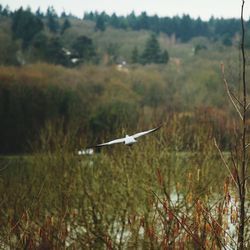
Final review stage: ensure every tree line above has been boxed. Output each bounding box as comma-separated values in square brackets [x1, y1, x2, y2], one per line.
[0, 6, 169, 66]
[1, 5, 250, 45]
[84, 11, 250, 43]
[1, 5, 250, 68]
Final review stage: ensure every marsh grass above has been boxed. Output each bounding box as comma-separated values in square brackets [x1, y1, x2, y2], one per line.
[1, 116, 245, 249]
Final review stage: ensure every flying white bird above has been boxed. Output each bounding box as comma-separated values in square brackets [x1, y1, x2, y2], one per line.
[94, 125, 162, 147]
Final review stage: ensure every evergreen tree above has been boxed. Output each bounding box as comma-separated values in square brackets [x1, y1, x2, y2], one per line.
[46, 6, 60, 33]
[61, 19, 71, 34]
[1, 5, 10, 16]
[95, 15, 106, 31]
[193, 17, 209, 37]
[45, 37, 69, 65]
[12, 7, 44, 48]
[138, 12, 149, 30]
[110, 13, 119, 28]
[61, 11, 67, 18]
[72, 35, 96, 62]
[83, 11, 95, 21]
[127, 11, 139, 30]
[179, 14, 193, 42]
[140, 34, 169, 64]
[35, 7, 43, 18]
[140, 34, 162, 64]
[149, 15, 160, 33]
[81, 11, 242, 42]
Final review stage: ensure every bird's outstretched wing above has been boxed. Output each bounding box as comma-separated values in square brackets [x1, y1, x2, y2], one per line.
[95, 137, 125, 147]
[132, 125, 162, 139]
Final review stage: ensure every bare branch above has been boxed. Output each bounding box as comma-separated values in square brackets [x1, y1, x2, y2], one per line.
[244, 175, 250, 181]
[221, 63, 243, 120]
[201, 204, 238, 248]
[152, 191, 206, 250]
[238, 1, 247, 248]
[231, 152, 242, 196]
[214, 138, 238, 187]
[230, 90, 243, 108]
[246, 102, 250, 110]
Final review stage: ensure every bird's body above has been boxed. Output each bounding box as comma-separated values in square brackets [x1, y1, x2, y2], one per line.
[124, 135, 137, 145]
[93, 125, 161, 148]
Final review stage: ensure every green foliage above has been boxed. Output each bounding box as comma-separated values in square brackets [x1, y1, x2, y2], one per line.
[72, 35, 97, 62]
[0, 30, 19, 65]
[35, 7, 43, 18]
[60, 18, 71, 34]
[89, 100, 139, 135]
[222, 34, 233, 46]
[46, 6, 60, 33]
[1, 6, 245, 66]
[0, 4, 10, 16]
[194, 44, 207, 55]
[0, 56, 237, 153]
[95, 15, 106, 31]
[0, 65, 82, 153]
[138, 12, 149, 30]
[11, 7, 44, 48]
[31, 32, 48, 60]
[109, 13, 127, 29]
[0, 8, 244, 154]
[244, 31, 250, 49]
[106, 42, 119, 63]
[45, 37, 69, 65]
[85, 11, 243, 42]
[140, 34, 169, 64]
[161, 50, 169, 63]
[131, 46, 139, 63]
[214, 18, 240, 38]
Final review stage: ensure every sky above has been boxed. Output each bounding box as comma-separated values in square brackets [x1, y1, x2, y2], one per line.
[1, 0, 249, 20]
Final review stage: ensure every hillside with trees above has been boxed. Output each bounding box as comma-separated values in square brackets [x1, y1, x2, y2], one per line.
[84, 11, 249, 43]
[0, 5, 248, 153]
[0, 5, 250, 67]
